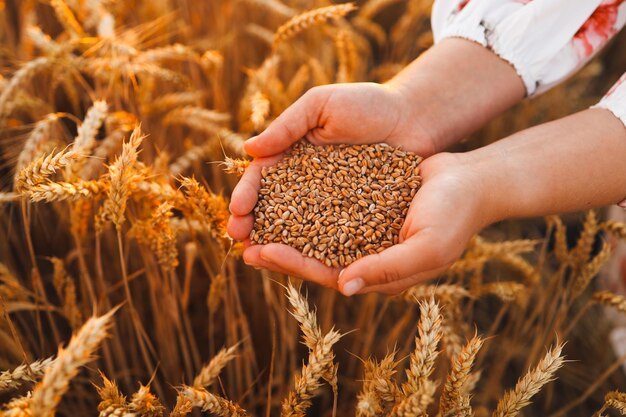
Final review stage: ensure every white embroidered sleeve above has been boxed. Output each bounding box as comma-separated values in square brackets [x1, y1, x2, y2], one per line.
[431, 0, 626, 96]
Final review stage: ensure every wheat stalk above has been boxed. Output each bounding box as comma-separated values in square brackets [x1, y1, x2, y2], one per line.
[492, 343, 565, 417]
[102, 126, 144, 229]
[439, 334, 484, 416]
[50, 0, 85, 37]
[30, 310, 116, 417]
[273, 3, 357, 50]
[193, 344, 238, 388]
[403, 297, 442, 395]
[181, 385, 248, 416]
[0, 358, 55, 392]
[570, 242, 611, 299]
[592, 291, 626, 314]
[604, 391, 626, 414]
[14, 148, 80, 192]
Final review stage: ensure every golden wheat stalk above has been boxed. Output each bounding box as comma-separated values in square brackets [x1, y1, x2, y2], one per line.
[0, 358, 55, 392]
[403, 284, 470, 303]
[492, 343, 565, 417]
[49, 257, 82, 329]
[102, 126, 144, 229]
[478, 282, 528, 306]
[193, 344, 238, 388]
[604, 391, 626, 414]
[592, 291, 626, 314]
[273, 3, 357, 50]
[250, 91, 270, 130]
[439, 335, 484, 416]
[181, 385, 247, 416]
[25, 179, 107, 202]
[546, 216, 569, 263]
[128, 384, 164, 415]
[602, 219, 626, 240]
[14, 148, 80, 192]
[242, 0, 296, 18]
[96, 372, 129, 417]
[1, 393, 32, 417]
[356, 353, 400, 416]
[0, 57, 51, 119]
[570, 242, 611, 299]
[69, 100, 109, 175]
[50, 0, 85, 37]
[15, 114, 60, 173]
[570, 210, 598, 268]
[170, 395, 193, 417]
[30, 311, 116, 417]
[403, 298, 442, 395]
[389, 379, 436, 417]
[281, 329, 342, 417]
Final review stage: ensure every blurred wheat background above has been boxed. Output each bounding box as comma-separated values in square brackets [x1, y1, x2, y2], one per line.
[1, 0, 626, 416]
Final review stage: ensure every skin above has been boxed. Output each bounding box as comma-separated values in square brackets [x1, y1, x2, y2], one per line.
[228, 38, 626, 296]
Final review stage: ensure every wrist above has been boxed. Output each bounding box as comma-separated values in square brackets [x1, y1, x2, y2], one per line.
[386, 38, 525, 153]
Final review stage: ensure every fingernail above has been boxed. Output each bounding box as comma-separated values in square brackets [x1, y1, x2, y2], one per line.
[342, 278, 365, 297]
[245, 135, 258, 145]
[338, 268, 345, 278]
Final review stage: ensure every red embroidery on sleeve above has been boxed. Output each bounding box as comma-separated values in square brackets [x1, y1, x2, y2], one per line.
[573, 0, 624, 58]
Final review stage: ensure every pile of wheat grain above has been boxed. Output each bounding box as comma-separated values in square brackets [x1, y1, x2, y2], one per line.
[251, 140, 422, 267]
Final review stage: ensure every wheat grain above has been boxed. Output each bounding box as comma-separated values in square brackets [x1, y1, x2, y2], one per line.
[570, 210, 598, 268]
[252, 140, 422, 267]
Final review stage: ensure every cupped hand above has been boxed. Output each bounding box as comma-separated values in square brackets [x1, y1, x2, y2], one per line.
[229, 82, 436, 251]
[230, 152, 492, 296]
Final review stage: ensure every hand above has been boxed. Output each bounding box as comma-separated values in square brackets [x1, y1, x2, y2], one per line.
[243, 82, 438, 160]
[228, 82, 439, 288]
[230, 152, 492, 295]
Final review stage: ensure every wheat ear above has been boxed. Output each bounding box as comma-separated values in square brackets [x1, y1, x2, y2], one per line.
[0, 358, 55, 392]
[30, 310, 116, 417]
[439, 334, 484, 416]
[273, 3, 357, 50]
[492, 343, 565, 417]
[193, 344, 238, 388]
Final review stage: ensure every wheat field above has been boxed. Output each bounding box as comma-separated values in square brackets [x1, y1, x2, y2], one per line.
[1, 0, 626, 416]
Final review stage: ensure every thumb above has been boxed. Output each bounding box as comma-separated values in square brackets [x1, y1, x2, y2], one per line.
[244, 86, 330, 158]
[337, 232, 454, 296]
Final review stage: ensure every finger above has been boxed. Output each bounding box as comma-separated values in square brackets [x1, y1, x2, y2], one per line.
[356, 265, 450, 296]
[244, 86, 330, 157]
[259, 243, 340, 289]
[338, 231, 453, 296]
[227, 214, 253, 241]
[243, 245, 293, 275]
[229, 155, 283, 216]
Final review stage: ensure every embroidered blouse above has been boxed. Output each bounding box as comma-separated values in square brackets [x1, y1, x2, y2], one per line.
[431, 0, 626, 126]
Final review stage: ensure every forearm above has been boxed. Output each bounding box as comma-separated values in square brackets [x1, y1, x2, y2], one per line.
[386, 38, 526, 152]
[465, 109, 626, 224]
